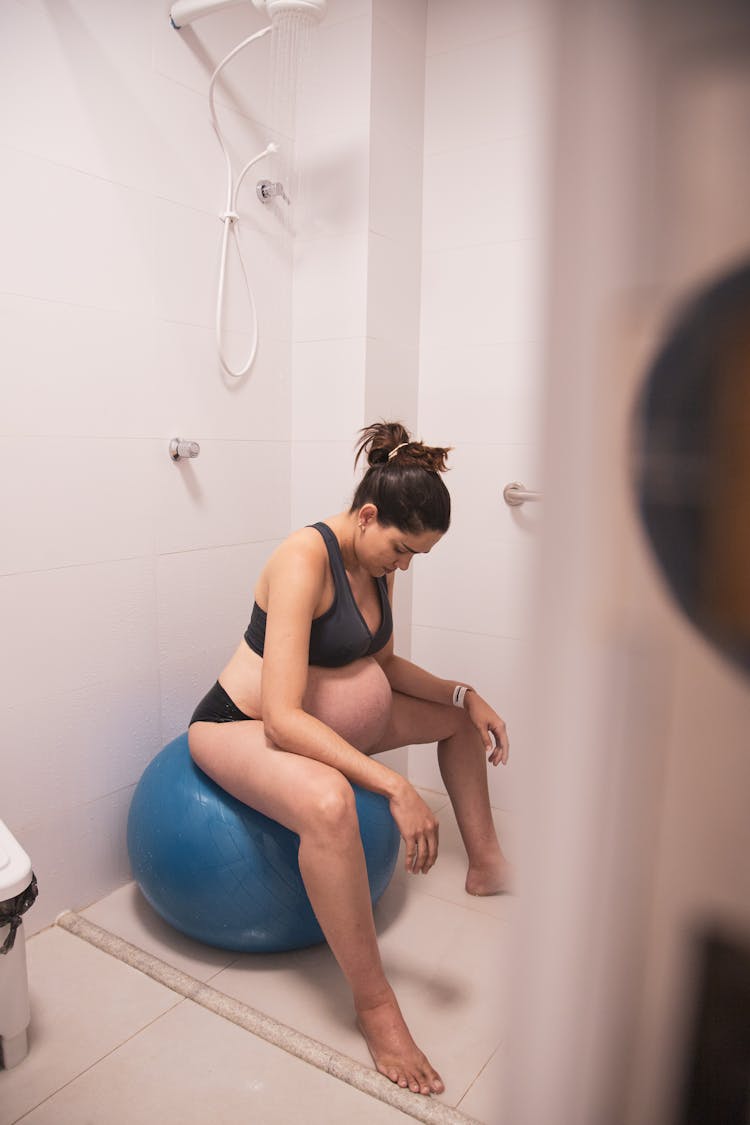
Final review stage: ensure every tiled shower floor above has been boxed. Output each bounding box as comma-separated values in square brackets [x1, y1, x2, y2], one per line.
[1, 791, 515, 1124]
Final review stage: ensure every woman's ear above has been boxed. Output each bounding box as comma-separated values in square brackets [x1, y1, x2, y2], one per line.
[359, 503, 378, 528]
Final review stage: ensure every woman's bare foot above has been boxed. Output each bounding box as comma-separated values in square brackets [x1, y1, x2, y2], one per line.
[356, 990, 444, 1096]
[465, 854, 515, 896]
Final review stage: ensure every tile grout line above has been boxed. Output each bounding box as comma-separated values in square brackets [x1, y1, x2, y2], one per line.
[11, 995, 188, 1125]
[455, 1041, 505, 1114]
[55, 911, 484, 1125]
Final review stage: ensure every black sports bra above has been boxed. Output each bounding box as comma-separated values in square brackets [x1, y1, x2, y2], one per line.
[244, 522, 393, 668]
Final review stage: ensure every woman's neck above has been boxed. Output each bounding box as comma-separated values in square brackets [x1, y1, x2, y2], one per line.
[325, 511, 360, 573]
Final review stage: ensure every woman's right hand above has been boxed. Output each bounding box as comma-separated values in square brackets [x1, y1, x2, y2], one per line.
[389, 779, 439, 875]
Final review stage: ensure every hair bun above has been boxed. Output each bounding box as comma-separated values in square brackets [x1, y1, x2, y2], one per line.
[355, 421, 451, 473]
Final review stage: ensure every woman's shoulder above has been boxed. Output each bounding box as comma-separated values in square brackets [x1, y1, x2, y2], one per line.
[266, 525, 329, 578]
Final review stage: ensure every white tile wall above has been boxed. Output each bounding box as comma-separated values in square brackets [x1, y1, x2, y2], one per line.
[366, 232, 422, 349]
[154, 322, 291, 442]
[418, 338, 543, 446]
[292, 233, 369, 341]
[156, 540, 278, 742]
[0, 296, 159, 439]
[409, 626, 528, 811]
[153, 0, 273, 116]
[426, 0, 530, 56]
[290, 440, 356, 529]
[3, 0, 545, 923]
[295, 14, 372, 142]
[2, 0, 293, 930]
[413, 530, 535, 640]
[421, 239, 542, 346]
[295, 132, 371, 240]
[1, 438, 158, 575]
[424, 31, 537, 154]
[0, 147, 154, 313]
[412, 3, 547, 809]
[370, 13, 426, 150]
[12, 787, 136, 930]
[2, 676, 162, 830]
[375, 0, 427, 46]
[292, 337, 366, 441]
[364, 336, 419, 429]
[422, 134, 542, 251]
[1, 559, 160, 710]
[155, 439, 290, 554]
[361, 0, 427, 685]
[369, 124, 424, 246]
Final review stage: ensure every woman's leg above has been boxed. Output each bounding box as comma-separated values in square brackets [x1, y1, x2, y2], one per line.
[188, 721, 444, 1094]
[369, 695, 512, 894]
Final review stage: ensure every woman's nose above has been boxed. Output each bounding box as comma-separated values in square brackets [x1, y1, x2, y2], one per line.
[398, 556, 412, 571]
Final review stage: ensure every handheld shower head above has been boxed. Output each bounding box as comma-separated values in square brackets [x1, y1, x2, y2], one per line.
[168, 0, 326, 379]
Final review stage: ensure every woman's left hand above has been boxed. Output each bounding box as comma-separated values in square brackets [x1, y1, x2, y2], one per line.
[465, 691, 509, 766]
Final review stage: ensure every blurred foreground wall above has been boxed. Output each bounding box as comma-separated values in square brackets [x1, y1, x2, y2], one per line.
[507, 2, 750, 1122]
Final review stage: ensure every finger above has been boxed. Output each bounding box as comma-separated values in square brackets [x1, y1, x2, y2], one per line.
[405, 839, 419, 872]
[407, 841, 425, 873]
[489, 724, 509, 766]
[424, 823, 439, 872]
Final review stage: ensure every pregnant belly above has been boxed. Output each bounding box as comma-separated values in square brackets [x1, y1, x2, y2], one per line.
[302, 658, 392, 752]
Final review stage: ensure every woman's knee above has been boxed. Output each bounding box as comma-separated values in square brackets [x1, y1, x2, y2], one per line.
[300, 772, 358, 840]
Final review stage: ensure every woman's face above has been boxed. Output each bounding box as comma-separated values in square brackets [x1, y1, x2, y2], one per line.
[357, 506, 444, 577]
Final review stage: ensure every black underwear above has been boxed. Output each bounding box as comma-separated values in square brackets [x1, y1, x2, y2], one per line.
[189, 681, 253, 726]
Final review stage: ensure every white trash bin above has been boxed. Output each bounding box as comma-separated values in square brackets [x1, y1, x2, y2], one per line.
[0, 819, 37, 1069]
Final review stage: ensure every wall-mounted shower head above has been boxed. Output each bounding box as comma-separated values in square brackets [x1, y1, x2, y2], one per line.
[170, 0, 326, 30]
[252, 0, 326, 22]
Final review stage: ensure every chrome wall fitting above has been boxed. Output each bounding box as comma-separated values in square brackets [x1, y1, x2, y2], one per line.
[169, 439, 200, 461]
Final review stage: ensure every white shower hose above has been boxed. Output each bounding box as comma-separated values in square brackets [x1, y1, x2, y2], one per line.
[208, 24, 275, 379]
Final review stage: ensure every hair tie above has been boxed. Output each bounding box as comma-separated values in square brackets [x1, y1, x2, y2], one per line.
[388, 442, 409, 461]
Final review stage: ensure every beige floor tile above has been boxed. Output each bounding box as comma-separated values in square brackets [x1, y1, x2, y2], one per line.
[393, 805, 519, 922]
[81, 881, 236, 982]
[211, 885, 509, 1107]
[204, 937, 371, 1068]
[415, 786, 450, 814]
[457, 1045, 509, 1124]
[376, 889, 511, 1099]
[16, 997, 414, 1125]
[0, 927, 180, 1125]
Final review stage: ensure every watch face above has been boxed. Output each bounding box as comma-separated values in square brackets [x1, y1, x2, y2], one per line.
[633, 258, 750, 676]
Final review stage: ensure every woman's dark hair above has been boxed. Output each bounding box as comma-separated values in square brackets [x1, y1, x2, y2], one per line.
[350, 422, 452, 533]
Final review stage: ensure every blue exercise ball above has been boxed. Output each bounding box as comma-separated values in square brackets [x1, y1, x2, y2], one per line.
[127, 732, 400, 953]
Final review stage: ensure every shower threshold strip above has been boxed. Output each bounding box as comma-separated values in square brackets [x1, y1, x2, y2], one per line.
[56, 911, 482, 1125]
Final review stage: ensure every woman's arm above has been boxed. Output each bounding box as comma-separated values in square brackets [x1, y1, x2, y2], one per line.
[260, 533, 440, 871]
[376, 648, 509, 766]
[374, 578, 509, 765]
[375, 648, 461, 707]
[260, 537, 403, 795]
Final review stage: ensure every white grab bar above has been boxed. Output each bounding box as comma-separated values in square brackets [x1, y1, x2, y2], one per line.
[503, 481, 542, 507]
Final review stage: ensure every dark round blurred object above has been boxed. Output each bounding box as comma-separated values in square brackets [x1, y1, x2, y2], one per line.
[634, 259, 750, 675]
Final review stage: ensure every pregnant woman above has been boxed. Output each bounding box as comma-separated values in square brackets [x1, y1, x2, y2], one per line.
[188, 420, 511, 1097]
